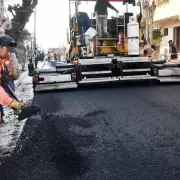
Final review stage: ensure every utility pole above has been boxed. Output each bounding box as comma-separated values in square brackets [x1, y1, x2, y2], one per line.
[33, 6, 37, 50]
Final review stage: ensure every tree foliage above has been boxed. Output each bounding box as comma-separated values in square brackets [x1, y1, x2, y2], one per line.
[18, 29, 31, 43]
[6, 0, 38, 42]
[140, 0, 156, 44]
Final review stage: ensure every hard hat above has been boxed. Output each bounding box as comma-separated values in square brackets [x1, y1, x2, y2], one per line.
[0, 35, 17, 53]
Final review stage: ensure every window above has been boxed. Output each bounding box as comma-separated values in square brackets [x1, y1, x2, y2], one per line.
[164, 28, 168, 36]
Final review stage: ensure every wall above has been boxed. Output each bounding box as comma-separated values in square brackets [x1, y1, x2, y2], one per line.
[154, 0, 180, 22]
[152, 0, 180, 58]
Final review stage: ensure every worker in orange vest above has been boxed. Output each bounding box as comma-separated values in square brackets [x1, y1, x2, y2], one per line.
[2, 55, 19, 91]
[143, 41, 151, 59]
[0, 36, 24, 123]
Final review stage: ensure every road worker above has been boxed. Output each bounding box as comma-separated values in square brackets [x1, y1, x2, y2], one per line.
[143, 40, 151, 59]
[150, 45, 157, 61]
[94, 0, 119, 38]
[168, 40, 178, 61]
[0, 36, 24, 123]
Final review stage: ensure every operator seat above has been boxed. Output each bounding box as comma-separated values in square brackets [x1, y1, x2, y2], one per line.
[90, 13, 133, 38]
[70, 12, 91, 33]
[107, 19, 117, 38]
[77, 12, 91, 32]
[90, 18, 117, 37]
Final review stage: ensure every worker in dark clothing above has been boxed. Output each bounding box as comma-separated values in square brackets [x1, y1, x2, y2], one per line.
[33, 48, 39, 68]
[123, 0, 136, 6]
[168, 40, 178, 60]
[94, 0, 119, 37]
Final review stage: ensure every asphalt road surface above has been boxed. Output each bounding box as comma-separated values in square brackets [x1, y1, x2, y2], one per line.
[1, 84, 180, 180]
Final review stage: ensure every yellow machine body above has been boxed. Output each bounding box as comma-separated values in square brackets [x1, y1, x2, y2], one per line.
[96, 37, 129, 55]
[68, 1, 142, 60]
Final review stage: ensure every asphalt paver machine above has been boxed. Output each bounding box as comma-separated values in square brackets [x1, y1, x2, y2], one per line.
[67, 0, 157, 84]
[32, 0, 180, 92]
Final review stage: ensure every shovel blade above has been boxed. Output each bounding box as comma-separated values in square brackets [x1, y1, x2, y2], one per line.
[18, 104, 41, 120]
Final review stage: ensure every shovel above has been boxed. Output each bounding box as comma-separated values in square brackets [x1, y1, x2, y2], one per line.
[7, 85, 41, 121]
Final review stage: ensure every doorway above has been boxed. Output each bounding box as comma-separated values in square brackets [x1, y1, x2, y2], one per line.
[174, 26, 180, 52]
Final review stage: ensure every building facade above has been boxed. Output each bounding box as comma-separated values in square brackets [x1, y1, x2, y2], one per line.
[153, 0, 180, 57]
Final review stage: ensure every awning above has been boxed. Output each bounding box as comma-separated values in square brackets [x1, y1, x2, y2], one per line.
[154, 15, 180, 28]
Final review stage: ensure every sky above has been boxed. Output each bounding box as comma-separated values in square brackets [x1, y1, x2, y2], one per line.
[5, 0, 139, 51]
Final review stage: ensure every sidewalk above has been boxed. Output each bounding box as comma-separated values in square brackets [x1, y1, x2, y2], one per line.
[0, 72, 33, 158]
[0, 62, 44, 158]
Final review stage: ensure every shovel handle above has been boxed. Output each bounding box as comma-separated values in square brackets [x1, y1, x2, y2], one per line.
[7, 85, 20, 101]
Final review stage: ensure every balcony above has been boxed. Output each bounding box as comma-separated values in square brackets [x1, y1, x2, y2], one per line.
[154, 0, 180, 23]
[156, 0, 169, 6]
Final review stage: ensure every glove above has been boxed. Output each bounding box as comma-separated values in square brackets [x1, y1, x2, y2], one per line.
[12, 69, 19, 80]
[9, 100, 24, 110]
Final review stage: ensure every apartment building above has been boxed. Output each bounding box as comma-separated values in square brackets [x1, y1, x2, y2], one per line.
[153, 0, 180, 57]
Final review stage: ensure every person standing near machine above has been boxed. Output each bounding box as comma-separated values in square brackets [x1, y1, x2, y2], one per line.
[168, 40, 178, 61]
[33, 48, 39, 68]
[94, 0, 119, 38]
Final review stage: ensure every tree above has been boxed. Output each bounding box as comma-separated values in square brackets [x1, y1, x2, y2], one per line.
[6, 0, 38, 41]
[141, 0, 156, 44]
[18, 29, 31, 43]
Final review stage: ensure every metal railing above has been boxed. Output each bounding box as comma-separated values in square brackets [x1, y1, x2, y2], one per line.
[93, 12, 126, 55]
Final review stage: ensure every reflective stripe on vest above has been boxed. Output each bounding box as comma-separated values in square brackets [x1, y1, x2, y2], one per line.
[0, 58, 13, 81]
[3, 58, 13, 76]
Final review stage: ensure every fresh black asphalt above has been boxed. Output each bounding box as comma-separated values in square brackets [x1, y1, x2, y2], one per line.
[1, 84, 180, 180]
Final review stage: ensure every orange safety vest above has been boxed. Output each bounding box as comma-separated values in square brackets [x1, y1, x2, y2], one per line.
[144, 46, 154, 60]
[0, 58, 13, 80]
[144, 46, 150, 56]
[3, 58, 13, 76]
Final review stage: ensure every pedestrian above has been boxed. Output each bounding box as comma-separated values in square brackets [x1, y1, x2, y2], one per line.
[168, 40, 178, 61]
[54, 53, 57, 61]
[0, 35, 24, 123]
[94, 0, 119, 38]
[47, 51, 51, 61]
[40, 52, 45, 62]
[33, 48, 39, 68]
